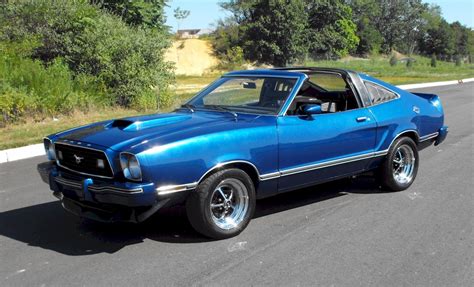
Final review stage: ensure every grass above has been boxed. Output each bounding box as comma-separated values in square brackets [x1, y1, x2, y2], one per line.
[2, 55, 473, 150]
[304, 55, 474, 85]
[177, 56, 474, 91]
[0, 93, 196, 150]
[1, 109, 141, 150]
[174, 74, 222, 94]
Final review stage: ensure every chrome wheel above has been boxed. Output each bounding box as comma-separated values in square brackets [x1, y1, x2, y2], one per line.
[209, 178, 249, 230]
[392, 144, 416, 184]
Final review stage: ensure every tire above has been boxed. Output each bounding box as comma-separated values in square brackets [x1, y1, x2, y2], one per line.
[186, 168, 256, 239]
[377, 137, 419, 191]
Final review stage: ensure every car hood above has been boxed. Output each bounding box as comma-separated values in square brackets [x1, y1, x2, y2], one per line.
[53, 111, 270, 152]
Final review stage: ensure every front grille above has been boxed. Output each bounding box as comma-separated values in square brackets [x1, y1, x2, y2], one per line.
[55, 143, 114, 178]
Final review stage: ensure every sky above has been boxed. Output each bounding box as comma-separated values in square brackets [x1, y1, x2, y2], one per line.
[164, 0, 473, 31]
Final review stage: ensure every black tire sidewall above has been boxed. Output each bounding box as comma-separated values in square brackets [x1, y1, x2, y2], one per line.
[186, 168, 256, 239]
[381, 137, 419, 191]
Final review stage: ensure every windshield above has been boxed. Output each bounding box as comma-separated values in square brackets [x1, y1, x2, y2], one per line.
[187, 76, 297, 115]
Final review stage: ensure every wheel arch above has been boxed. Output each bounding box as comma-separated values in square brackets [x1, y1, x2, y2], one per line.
[395, 130, 419, 145]
[198, 161, 261, 189]
[385, 129, 420, 152]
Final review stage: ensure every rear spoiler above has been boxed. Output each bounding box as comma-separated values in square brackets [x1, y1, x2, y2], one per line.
[413, 93, 443, 112]
[412, 92, 437, 101]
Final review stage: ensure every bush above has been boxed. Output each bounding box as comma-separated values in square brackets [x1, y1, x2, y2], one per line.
[211, 18, 242, 62]
[0, 40, 108, 123]
[74, 17, 173, 108]
[455, 55, 462, 66]
[218, 46, 245, 70]
[0, 0, 173, 112]
[406, 58, 414, 68]
[389, 55, 397, 66]
[431, 54, 437, 67]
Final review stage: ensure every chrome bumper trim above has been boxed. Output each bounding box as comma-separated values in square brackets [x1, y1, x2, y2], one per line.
[54, 176, 143, 194]
[156, 182, 198, 195]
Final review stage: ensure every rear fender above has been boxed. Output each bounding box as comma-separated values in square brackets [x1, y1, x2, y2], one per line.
[412, 93, 444, 114]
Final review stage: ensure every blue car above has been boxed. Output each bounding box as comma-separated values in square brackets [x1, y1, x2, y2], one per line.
[38, 68, 448, 239]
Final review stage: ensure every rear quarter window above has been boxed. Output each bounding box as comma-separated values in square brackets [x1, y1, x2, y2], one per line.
[364, 81, 398, 104]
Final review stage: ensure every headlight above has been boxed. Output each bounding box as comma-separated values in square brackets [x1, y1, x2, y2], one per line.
[43, 138, 56, 160]
[120, 152, 142, 181]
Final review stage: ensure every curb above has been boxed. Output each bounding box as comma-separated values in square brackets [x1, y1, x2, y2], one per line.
[0, 143, 45, 164]
[1, 77, 473, 164]
[396, 78, 474, 90]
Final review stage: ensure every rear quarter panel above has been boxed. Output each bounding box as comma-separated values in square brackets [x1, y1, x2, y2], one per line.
[360, 74, 444, 151]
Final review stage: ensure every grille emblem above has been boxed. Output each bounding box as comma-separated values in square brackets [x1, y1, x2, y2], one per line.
[73, 154, 84, 164]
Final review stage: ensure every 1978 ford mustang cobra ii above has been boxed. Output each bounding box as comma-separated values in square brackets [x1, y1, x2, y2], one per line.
[38, 68, 448, 239]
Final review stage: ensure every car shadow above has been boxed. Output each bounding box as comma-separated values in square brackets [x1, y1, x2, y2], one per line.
[0, 176, 385, 256]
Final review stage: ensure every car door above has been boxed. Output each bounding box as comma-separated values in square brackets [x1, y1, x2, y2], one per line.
[277, 106, 377, 192]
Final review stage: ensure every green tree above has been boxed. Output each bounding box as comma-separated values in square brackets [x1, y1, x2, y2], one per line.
[389, 55, 397, 66]
[219, 0, 358, 65]
[455, 55, 462, 66]
[397, 0, 426, 55]
[468, 30, 474, 63]
[430, 54, 437, 67]
[173, 7, 190, 32]
[306, 0, 359, 59]
[419, 19, 455, 60]
[347, 0, 382, 56]
[371, 0, 427, 53]
[1, 0, 173, 109]
[211, 18, 242, 58]
[451, 21, 470, 57]
[93, 0, 168, 30]
[372, 0, 405, 52]
[221, 0, 308, 66]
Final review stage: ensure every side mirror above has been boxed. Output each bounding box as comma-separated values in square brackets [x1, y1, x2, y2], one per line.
[302, 104, 322, 115]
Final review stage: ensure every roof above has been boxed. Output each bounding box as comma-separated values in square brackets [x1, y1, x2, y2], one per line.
[272, 66, 357, 75]
[224, 69, 306, 78]
[224, 67, 357, 78]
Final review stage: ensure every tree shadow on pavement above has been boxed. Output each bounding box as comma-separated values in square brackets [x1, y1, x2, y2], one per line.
[0, 176, 384, 256]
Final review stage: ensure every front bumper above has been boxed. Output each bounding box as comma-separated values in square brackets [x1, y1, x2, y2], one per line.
[37, 161, 189, 223]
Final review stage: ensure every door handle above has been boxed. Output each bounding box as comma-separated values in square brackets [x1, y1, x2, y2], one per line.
[356, 116, 369, 122]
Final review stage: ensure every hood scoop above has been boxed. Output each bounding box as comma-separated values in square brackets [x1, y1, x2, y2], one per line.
[109, 115, 192, 131]
[110, 119, 134, 129]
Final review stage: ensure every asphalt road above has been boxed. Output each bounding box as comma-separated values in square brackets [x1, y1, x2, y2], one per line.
[1, 83, 473, 287]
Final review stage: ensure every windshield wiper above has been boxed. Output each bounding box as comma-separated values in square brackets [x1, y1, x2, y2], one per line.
[204, 105, 238, 119]
[181, 103, 195, 113]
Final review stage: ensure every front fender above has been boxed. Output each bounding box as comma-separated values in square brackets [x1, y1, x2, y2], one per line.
[136, 125, 279, 187]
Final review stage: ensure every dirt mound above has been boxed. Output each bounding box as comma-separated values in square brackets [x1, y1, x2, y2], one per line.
[165, 39, 219, 76]
[391, 50, 407, 59]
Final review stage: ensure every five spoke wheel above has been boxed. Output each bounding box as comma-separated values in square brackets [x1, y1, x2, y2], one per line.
[186, 168, 256, 239]
[378, 136, 419, 191]
[209, 178, 249, 230]
[392, 144, 416, 184]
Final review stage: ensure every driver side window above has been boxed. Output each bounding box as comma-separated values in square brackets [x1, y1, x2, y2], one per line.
[286, 73, 360, 115]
